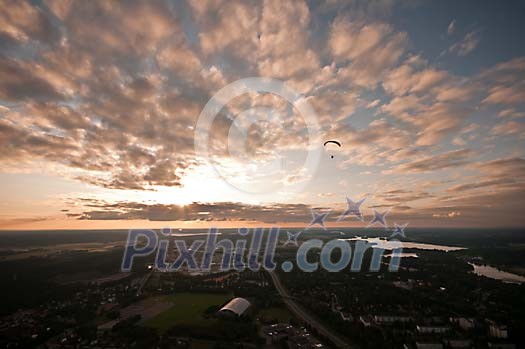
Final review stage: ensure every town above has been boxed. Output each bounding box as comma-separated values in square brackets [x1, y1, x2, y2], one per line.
[0, 229, 523, 348]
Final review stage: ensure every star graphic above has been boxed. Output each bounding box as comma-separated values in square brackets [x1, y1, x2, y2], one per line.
[390, 223, 408, 238]
[308, 209, 330, 230]
[284, 231, 302, 246]
[338, 197, 366, 222]
[367, 208, 391, 229]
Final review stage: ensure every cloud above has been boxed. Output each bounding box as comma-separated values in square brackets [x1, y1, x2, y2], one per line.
[156, 45, 202, 77]
[498, 109, 525, 119]
[419, 156, 525, 226]
[375, 188, 433, 206]
[329, 15, 408, 88]
[256, 0, 322, 92]
[366, 99, 381, 109]
[0, 58, 67, 101]
[446, 178, 517, 193]
[0, 0, 524, 229]
[380, 56, 478, 147]
[448, 30, 480, 56]
[330, 118, 412, 166]
[383, 64, 449, 96]
[461, 123, 480, 134]
[0, 0, 58, 44]
[483, 85, 525, 105]
[433, 211, 461, 218]
[442, 157, 524, 199]
[490, 121, 525, 137]
[306, 90, 358, 122]
[189, 0, 259, 61]
[447, 20, 456, 35]
[74, 199, 314, 223]
[317, 0, 399, 19]
[480, 57, 525, 105]
[56, 1, 181, 56]
[480, 57, 525, 83]
[382, 97, 473, 146]
[386, 149, 473, 174]
[474, 157, 525, 176]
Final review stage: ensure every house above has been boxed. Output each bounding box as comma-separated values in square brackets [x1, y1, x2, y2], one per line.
[446, 339, 472, 348]
[415, 343, 443, 349]
[360, 315, 374, 327]
[374, 315, 412, 324]
[489, 322, 508, 339]
[417, 325, 450, 334]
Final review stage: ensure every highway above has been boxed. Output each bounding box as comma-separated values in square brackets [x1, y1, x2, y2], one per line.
[267, 271, 354, 349]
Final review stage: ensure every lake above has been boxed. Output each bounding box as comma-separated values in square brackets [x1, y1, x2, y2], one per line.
[384, 252, 419, 258]
[468, 263, 525, 284]
[340, 237, 466, 252]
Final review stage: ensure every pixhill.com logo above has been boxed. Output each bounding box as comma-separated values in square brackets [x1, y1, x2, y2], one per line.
[121, 196, 408, 273]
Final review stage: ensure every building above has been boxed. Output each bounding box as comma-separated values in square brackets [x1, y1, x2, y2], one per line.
[416, 325, 450, 334]
[340, 311, 353, 322]
[218, 297, 251, 318]
[359, 315, 374, 327]
[487, 343, 516, 349]
[262, 323, 293, 345]
[262, 323, 324, 348]
[446, 339, 472, 348]
[374, 315, 412, 324]
[416, 343, 443, 349]
[489, 322, 508, 339]
[450, 317, 475, 331]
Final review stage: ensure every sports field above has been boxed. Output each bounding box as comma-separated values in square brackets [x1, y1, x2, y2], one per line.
[143, 292, 231, 332]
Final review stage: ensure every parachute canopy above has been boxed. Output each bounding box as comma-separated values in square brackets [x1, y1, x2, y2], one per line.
[323, 140, 341, 147]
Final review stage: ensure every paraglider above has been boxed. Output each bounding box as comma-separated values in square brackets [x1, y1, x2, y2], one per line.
[323, 140, 341, 159]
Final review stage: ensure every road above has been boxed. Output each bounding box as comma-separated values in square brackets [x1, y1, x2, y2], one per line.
[136, 269, 154, 296]
[267, 271, 354, 349]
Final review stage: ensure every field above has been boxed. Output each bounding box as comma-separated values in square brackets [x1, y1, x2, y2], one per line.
[258, 307, 293, 322]
[143, 292, 231, 332]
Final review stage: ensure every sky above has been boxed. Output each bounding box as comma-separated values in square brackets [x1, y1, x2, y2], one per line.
[0, 0, 524, 230]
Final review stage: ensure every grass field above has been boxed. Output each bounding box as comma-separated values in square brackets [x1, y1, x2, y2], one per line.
[143, 292, 231, 332]
[258, 307, 292, 322]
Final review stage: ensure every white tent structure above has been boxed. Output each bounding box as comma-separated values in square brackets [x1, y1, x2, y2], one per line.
[218, 297, 251, 317]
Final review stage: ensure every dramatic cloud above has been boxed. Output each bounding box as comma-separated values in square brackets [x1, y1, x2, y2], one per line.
[0, 0, 57, 44]
[490, 121, 525, 138]
[383, 62, 449, 97]
[386, 149, 473, 174]
[329, 15, 408, 88]
[0, 58, 67, 101]
[480, 57, 525, 105]
[0, 0, 524, 228]
[75, 199, 314, 223]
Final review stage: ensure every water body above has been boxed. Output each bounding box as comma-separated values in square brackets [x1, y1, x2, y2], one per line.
[468, 263, 525, 284]
[170, 232, 222, 237]
[400, 241, 465, 251]
[341, 237, 466, 252]
[384, 252, 419, 258]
